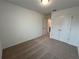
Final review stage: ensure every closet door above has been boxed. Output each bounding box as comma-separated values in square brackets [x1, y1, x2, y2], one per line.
[51, 14, 61, 40]
[59, 16, 71, 42]
[52, 14, 71, 42]
[69, 16, 79, 47]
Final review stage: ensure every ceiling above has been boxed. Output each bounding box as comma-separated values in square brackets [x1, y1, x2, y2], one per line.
[6, 0, 79, 15]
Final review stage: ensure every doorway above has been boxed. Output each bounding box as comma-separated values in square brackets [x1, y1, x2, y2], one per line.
[42, 16, 51, 35]
[48, 17, 52, 33]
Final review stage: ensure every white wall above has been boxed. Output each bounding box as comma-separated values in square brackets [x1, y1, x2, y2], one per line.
[0, 0, 44, 49]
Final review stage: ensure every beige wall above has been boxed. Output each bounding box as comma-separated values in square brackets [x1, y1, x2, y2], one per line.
[0, 0, 44, 49]
[42, 16, 51, 35]
[42, 16, 49, 35]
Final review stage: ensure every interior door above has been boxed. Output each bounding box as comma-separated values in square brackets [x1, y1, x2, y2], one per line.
[59, 16, 71, 42]
[52, 14, 71, 42]
[51, 14, 59, 40]
[69, 15, 79, 47]
[52, 15, 61, 40]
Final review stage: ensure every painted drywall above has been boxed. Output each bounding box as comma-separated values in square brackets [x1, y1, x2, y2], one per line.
[50, 7, 79, 47]
[0, 0, 44, 49]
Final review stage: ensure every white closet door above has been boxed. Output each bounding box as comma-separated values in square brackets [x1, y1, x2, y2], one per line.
[69, 16, 79, 47]
[52, 14, 71, 42]
[59, 16, 71, 42]
[52, 15, 61, 40]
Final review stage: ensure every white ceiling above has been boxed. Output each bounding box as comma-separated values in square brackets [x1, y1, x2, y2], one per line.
[6, 0, 79, 15]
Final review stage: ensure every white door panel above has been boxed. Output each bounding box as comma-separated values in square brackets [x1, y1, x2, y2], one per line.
[52, 15, 61, 40]
[69, 16, 79, 47]
[52, 28, 60, 40]
[52, 15, 71, 42]
[59, 16, 71, 42]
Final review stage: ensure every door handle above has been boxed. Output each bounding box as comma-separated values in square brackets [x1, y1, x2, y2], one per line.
[58, 29, 62, 31]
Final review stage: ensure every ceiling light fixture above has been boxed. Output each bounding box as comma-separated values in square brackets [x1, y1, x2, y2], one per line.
[41, 0, 49, 5]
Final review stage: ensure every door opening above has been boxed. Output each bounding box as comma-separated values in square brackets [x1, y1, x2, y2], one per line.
[48, 17, 52, 33]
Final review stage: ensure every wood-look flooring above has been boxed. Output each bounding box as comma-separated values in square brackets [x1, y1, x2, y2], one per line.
[2, 34, 78, 59]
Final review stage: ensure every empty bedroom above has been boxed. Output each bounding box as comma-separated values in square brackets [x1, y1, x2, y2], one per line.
[0, 0, 79, 59]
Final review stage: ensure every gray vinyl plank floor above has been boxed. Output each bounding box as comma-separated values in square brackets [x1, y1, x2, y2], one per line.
[2, 34, 78, 59]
